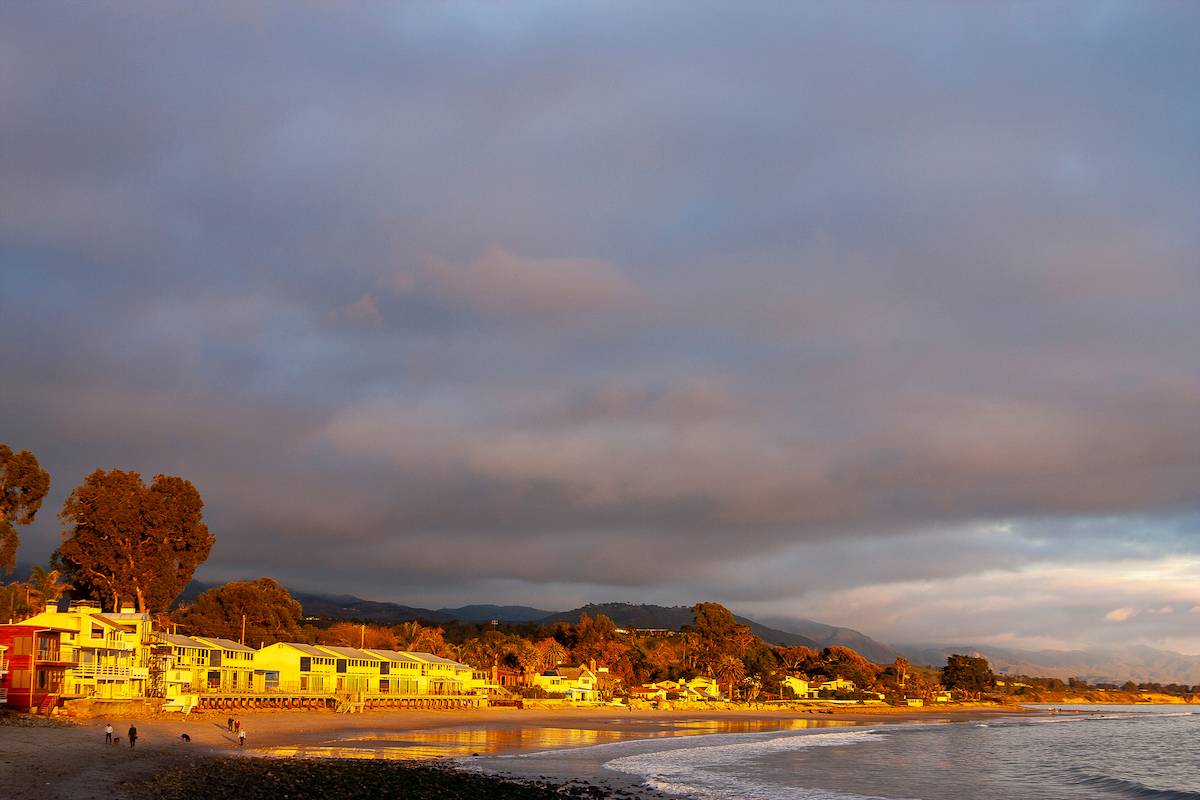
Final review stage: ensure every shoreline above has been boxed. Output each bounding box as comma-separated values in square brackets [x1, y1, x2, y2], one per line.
[4, 704, 1034, 799]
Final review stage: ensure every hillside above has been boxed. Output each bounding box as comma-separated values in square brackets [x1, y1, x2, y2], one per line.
[757, 616, 906, 664]
[898, 643, 1200, 685]
[538, 603, 820, 650]
[438, 604, 556, 623]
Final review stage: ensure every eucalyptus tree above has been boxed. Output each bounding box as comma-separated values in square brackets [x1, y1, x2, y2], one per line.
[0, 444, 51, 574]
[54, 468, 214, 613]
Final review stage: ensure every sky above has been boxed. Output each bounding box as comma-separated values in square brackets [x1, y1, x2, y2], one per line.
[3, 1, 1200, 654]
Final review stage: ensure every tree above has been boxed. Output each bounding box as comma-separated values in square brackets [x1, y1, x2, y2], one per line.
[54, 469, 214, 612]
[816, 646, 878, 688]
[171, 578, 302, 647]
[28, 566, 71, 614]
[691, 602, 753, 674]
[714, 654, 746, 700]
[894, 657, 910, 689]
[941, 654, 995, 699]
[0, 445, 51, 574]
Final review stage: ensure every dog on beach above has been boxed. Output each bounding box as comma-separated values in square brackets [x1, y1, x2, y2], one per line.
[113, 737, 120, 746]
[180, 733, 191, 743]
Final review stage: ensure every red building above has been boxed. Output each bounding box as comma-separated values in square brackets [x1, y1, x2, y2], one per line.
[0, 624, 73, 712]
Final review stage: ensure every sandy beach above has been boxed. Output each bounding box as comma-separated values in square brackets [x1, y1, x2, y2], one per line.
[1, 704, 1034, 800]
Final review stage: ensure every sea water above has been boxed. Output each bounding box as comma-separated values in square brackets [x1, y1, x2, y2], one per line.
[469, 706, 1200, 799]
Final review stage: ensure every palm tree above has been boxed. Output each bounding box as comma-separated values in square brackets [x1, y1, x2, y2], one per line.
[29, 566, 70, 614]
[535, 638, 568, 671]
[714, 654, 746, 701]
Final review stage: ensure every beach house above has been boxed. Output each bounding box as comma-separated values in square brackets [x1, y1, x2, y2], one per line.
[0, 622, 72, 712]
[22, 602, 148, 700]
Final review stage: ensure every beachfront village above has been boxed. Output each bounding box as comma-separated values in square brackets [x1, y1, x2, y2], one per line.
[1, 596, 959, 717]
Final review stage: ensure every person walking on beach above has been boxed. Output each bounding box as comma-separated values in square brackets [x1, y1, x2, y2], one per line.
[238, 727, 246, 747]
[234, 718, 240, 733]
[127, 725, 137, 748]
[104, 723, 113, 744]
[227, 716, 233, 731]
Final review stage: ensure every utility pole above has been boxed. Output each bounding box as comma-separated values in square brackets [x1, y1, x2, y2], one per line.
[241, 614, 246, 646]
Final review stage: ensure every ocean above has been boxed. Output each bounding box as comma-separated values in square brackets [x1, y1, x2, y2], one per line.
[465, 705, 1200, 800]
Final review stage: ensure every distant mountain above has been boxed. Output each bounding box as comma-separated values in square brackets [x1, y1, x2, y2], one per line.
[290, 592, 457, 624]
[538, 603, 821, 650]
[439, 604, 557, 623]
[757, 617, 906, 664]
[897, 643, 1200, 685]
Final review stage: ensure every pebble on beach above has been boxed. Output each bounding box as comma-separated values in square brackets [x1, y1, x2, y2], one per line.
[130, 756, 650, 800]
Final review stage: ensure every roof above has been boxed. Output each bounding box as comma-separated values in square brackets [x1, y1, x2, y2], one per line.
[100, 612, 151, 624]
[315, 645, 381, 661]
[193, 636, 257, 653]
[23, 610, 135, 632]
[405, 652, 470, 669]
[262, 642, 328, 657]
[158, 633, 211, 649]
[364, 649, 425, 664]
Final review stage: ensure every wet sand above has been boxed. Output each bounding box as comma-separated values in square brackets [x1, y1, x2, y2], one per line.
[1, 704, 1034, 799]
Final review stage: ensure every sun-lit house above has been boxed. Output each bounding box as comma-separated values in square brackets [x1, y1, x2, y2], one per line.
[22, 602, 148, 700]
[312, 645, 386, 693]
[404, 651, 478, 695]
[254, 642, 340, 693]
[362, 649, 428, 695]
[529, 664, 600, 701]
[0, 622, 72, 712]
[781, 675, 811, 698]
[189, 636, 258, 691]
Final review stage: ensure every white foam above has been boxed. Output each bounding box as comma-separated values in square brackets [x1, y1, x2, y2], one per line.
[603, 729, 915, 800]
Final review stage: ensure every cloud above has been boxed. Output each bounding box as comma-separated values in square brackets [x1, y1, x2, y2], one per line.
[3, 1, 1200, 655]
[411, 245, 650, 322]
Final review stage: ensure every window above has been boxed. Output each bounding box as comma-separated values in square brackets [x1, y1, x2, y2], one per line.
[300, 657, 311, 672]
[379, 662, 389, 675]
[336, 659, 347, 674]
[91, 625, 103, 639]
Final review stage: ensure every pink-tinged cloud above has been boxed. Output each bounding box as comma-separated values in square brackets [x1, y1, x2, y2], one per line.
[419, 245, 650, 321]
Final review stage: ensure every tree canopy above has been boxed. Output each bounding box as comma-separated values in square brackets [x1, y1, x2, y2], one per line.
[171, 578, 302, 647]
[54, 469, 214, 612]
[0, 445, 51, 574]
[941, 654, 995, 698]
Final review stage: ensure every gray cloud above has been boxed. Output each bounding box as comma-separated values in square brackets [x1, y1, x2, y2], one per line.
[3, 1, 1199, 650]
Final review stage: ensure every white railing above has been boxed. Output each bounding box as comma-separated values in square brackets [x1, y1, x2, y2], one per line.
[35, 649, 62, 662]
[0, 688, 6, 703]
[0, 655, 7, 675]
[72, 664, 134, 679]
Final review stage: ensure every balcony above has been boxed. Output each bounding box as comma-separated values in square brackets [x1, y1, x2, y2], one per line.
[35, 649, 65, 663]
[71, 663, 136, 679]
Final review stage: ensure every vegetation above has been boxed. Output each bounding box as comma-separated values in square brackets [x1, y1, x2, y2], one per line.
[0, 444, 51, 574]
[941, 654, 995, 699]
[54, 468, 214, 613]
[171, 578, 303, 647]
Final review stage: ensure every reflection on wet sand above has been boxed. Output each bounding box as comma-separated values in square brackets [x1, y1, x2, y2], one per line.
[268, 716, 859, 760]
